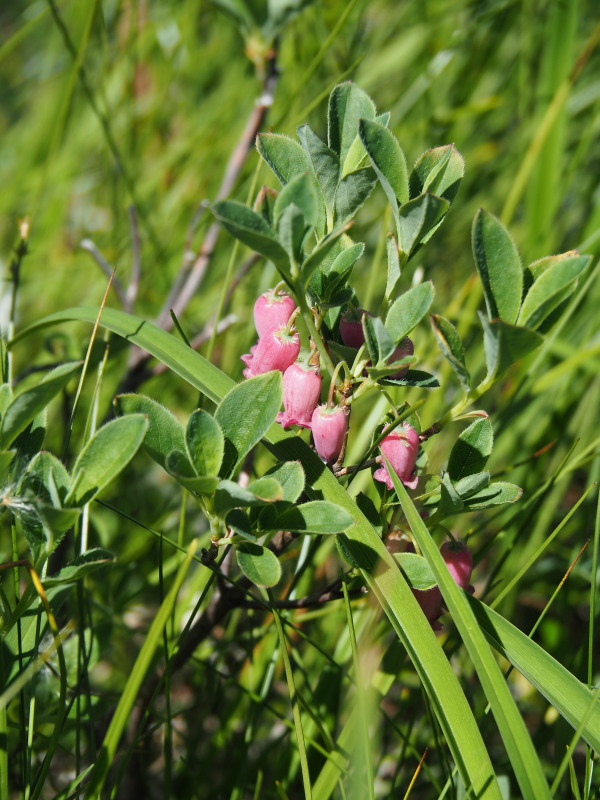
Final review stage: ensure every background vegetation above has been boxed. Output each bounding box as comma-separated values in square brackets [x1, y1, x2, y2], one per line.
[1, 0, 599, 797]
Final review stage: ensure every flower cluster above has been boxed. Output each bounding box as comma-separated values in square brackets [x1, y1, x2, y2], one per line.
[241, 289, 299, 378]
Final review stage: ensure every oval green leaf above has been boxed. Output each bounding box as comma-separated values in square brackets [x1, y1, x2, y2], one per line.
[386, 281, 435, 343]
[115, 393, 186, 471]
[472, 209, 523, 323]
[186, 409, 224, 477]
[237, 543, 281, 588]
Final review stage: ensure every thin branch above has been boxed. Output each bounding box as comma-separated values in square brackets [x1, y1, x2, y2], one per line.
[80, 239, 127, 306]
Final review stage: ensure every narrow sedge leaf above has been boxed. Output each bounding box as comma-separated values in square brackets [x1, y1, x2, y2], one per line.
[480, 314, 544, 382]
[472, 209, 523, 323]
[469, 595, 600, 753]
[359, 117, 409, 207]
[518, 253, 590, 329]
[394, 552, 436, 590]
[66, 415, 148, 507]
[186, 409, 224, 477]
[237, 543, 281, 588]
[215, 371, 283, 477]
[272, 501, 353, 534]
[386, 234, 401, 301]
[115, 393, 186, 471]
[212, 201, 289, 269]
[297, 124, 339, 210]
[0, 361, 81, 449]
[328, 82, 376, 168]
[386, 282, 435, 343]
[334, 167, 377, 225]
[256, 133, 310, 185]
[397, 193, 449, 257]
[447, 418, 493, 481]
[462, 481, 522, 510]
[16, 307, 503, 799]
[410, 144, 465, 203]
[265, 460, 305, 503]
[389, 469, 552, 800]
[430, 314, 471, 392]
[273, 172, 319, 229]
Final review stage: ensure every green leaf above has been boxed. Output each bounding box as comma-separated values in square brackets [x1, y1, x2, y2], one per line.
[300, 224, 351, 289]
[166, 450, 219, 495]
[385, 234, 401, 301]
[215, 371, 283, 477]
[455, 471, 491, 499]
[409, 144, 464, 203]
[319, 241, 364, 299]
[212, 200, 289, 269]
[265, 460, 305, 503]
[480, 315, 544, 382]
[22, 451, 71, 506]
[272, 500, 353, 534]
[518, 253, 590, 329]
[394, 552, 436, 590]
[378, 369, 439, 388]
[237, 543, 281, 588]
[472, 209, 523, 323]
[115, 393, 186, 471]
[430, 314, 471, 392]
[463, 482, 522, 510]
[447, 418, 494, 481]
[214, 477, 282, 512]
[43, 548, 114, 586]
[0, 362, 81, 449]
[66, 415, 149, 506]
[362, 315, 395, 365]
[277, 203, 307, 264]
[386, 282, 435, 344]
[359, 117, 409, 210]
[397, 193, 449, 257]
[0, 450, 15, 480]
[439, 472, 464, 514]
[334, 167, 377, 225]
[297, 124, 339, 211]
[16, 307, 504, 799]
[225, 509, 254, 540]
[186, 409, 224, 477]
[273, 172, 319, 229]
[328, 82, 376, 170]
[256, 133, 310, 185]
[470, 595, 600, 753]
[253, 184, 279, 227]
[0, 383, 13, 417]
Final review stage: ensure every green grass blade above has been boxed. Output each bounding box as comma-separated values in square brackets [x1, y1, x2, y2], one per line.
[13, 307, 504, 799]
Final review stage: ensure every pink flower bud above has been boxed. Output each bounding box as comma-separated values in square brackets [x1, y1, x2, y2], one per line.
[277, 363, 322, 429]
[373, 423, 420, 490]
[387, 337, 414, 379]
[311, 404, 348, 465]
[339, 308, 372, 348]
[412, 587, 443, 630]
[254, 290, 296, 338]
[440, 540, 473, 591]
[242, 325, 300, 378]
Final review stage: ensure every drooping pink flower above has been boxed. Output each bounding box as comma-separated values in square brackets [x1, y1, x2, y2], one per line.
[277, 363, 322, 429]
[440, 540, 473, 591]
[412, 587, 443, 630]
[339, 308, 372, 349]
[387, 337, 414, 379]
[373, 423, 420, 490]
[242, 325, 300, 378]
[311, 404, 348, 464]
[254, 289, 296, 338]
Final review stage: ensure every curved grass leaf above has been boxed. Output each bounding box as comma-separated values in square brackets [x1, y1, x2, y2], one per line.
[66, 415, 149, 507]
[256, 132, 310, 185]
[386, 282, 435, 343]
[237, 543, 282, 588]
[115, 393, 186, 471]
[472, 209, 523, 323]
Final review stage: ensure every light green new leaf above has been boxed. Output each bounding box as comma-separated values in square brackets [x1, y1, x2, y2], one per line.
[256, 132, 310, 185]
[272, 500, 353, 534]
[430, 314, 471, 392]
[518, 253, 590, 329]
[215, 371, 283, 477]
[386, 282, 435, 344]
[359, 117, 409, 209]
[389, 469, 551, 800]
[66, 415, 149, 507]
[472, 209, 523, 323]
[0, 361, 81, 449]
[212, 200, 289, 269]
[447, 418, 494, 481]
[186, 409, 224, 477]
[237, 543, 281, 588]
[115, 393, 186, 471]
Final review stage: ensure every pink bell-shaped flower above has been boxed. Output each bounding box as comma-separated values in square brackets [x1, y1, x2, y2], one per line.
[440, 540, 473, 591]
[373, 423, 420, 490]
[412, 587, 443, 630]
[254, 289, 296, 338]
[242, 325, 300, 378]
[311, 404, 348, 465]
[387, 336, 414, 379]
[277, 363, 322, 429]
[339, 308, 372, 349]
